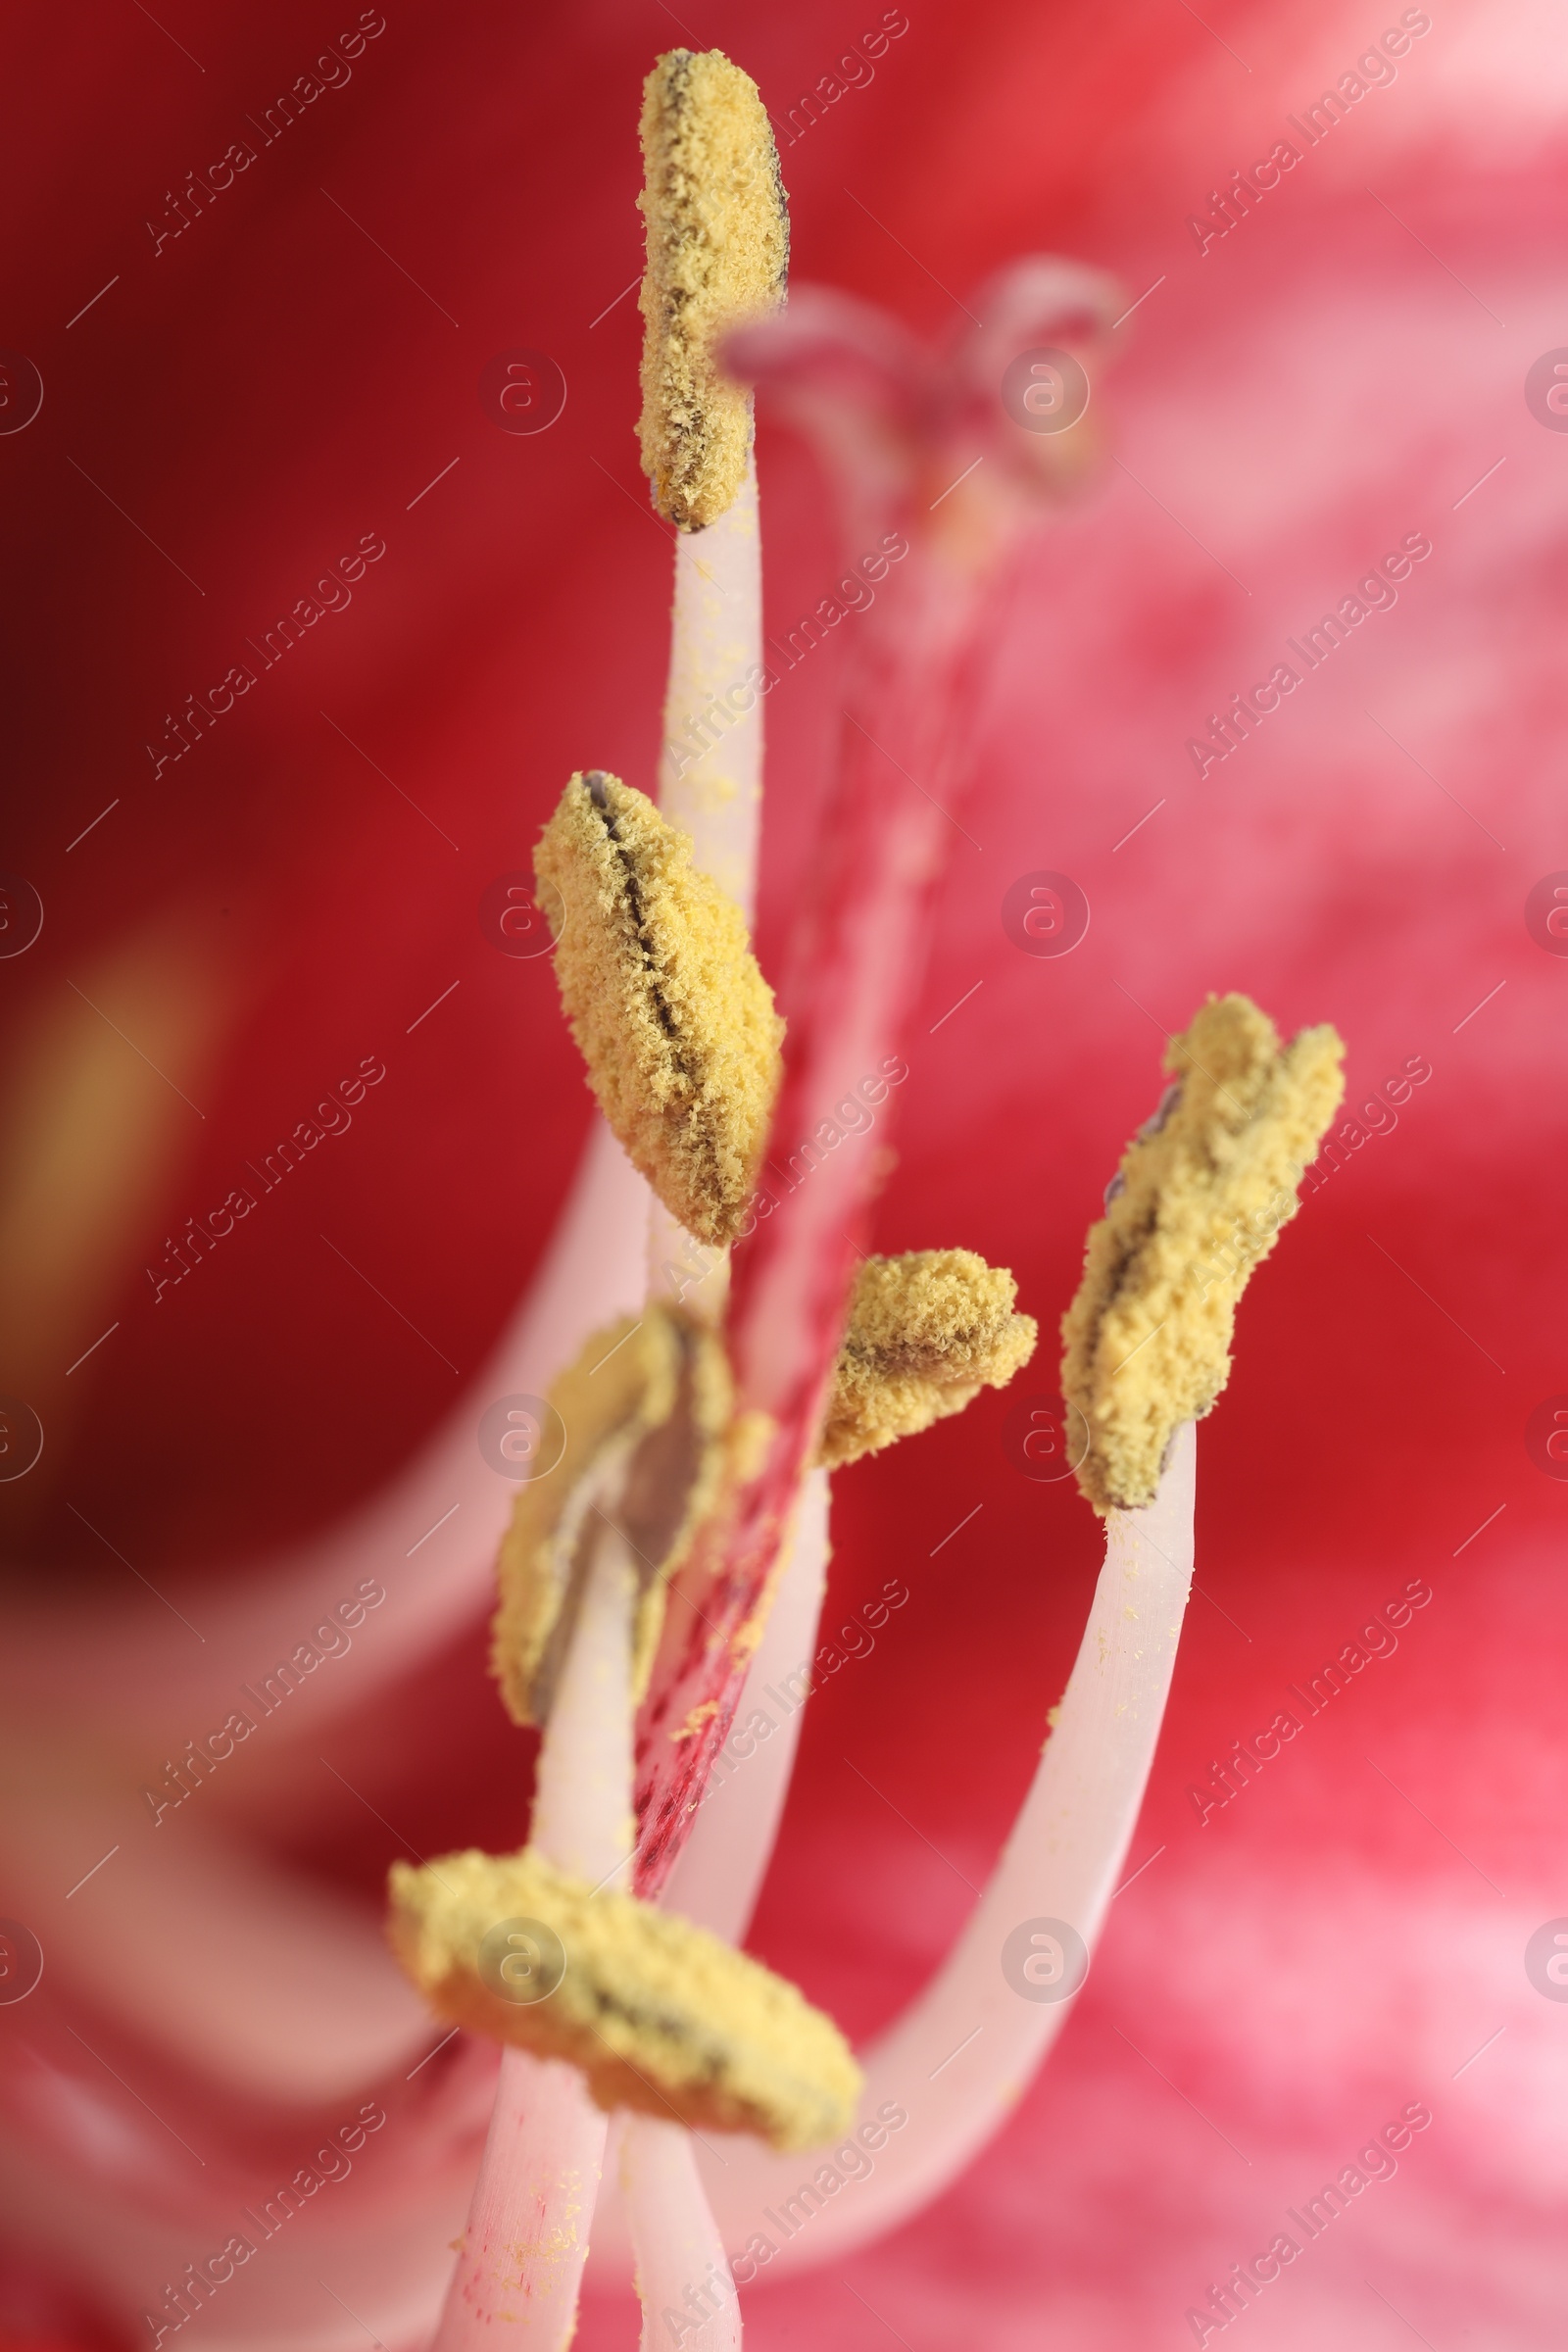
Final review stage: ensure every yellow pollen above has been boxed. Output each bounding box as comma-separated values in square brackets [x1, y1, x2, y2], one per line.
[387, 1845, 860, 2151]
[1060, 992, 1345, 1513]
[491, 1302, 734, 1729]
[535, 771, 783, 1248]
[638, 48, 788, 530]
[816, 1249, 1039, 1469]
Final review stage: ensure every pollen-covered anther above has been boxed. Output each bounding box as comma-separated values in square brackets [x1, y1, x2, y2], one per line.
[638, 47, 788, 529]
[491, 1300, 738, 1729]
[387, 1845, 860, 2151]
[1060, 991, 1346, 1514]
[535, 770, 783, 1248]
[816, 1249, 1039, 1469]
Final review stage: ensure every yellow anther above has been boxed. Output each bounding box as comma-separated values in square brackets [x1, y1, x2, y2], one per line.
[535, 771, 783, 1248]
[1060, 992, 1345, 1512]
[817, 1249, 1038, 1469]
[388, 1845, 860, 2151]
[491, 1302, 735, 1728]
[638, 49, 788, 529]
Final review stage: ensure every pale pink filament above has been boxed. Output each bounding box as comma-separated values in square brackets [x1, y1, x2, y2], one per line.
[434, 2049, 608, 2349]
[622, 2118, 743, 2352]
[697, 1423, 1199, 2264]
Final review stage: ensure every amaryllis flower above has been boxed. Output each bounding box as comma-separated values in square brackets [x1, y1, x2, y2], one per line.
[1, 3, 1561, 2348]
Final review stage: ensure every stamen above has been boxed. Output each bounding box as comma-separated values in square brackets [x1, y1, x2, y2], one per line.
[690, 998, 1344, 2263]
[417, 80, 792, 2335]
[1061, 991, 1345, 1511]
[638, 50, 787, 533]
[642, 53, 786, 1307]
[425, 1518, 641, 2348]
[490, 1302, 737, 1729]
[535, 772, 783, 1249]
[817, 1248, 1038, 1467]
[389, 1842, 859, 2150]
